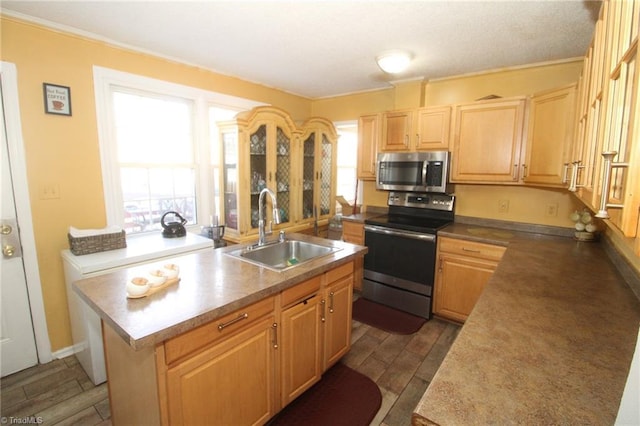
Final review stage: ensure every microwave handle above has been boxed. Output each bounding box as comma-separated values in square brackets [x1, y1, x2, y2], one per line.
[422, 161, 429, 187]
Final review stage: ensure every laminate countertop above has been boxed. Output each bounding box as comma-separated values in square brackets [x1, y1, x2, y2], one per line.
[73, 233, 367, 350]
[413, 223, 640, 425]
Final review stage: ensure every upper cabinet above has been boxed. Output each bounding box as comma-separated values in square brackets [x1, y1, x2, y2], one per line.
[381, 109, 414, 151]
[357, 114, 380, 181]
[219, 107, 337, 242]
[571, 0, 639, 242]
[415, 106, 452, 150]
[450, 97, 527, 184]
[523, 84, 577, 186]
[380, 106, 451, 152]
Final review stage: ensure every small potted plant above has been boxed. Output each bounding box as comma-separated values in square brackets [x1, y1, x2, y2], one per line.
[570, 209, 599, 241]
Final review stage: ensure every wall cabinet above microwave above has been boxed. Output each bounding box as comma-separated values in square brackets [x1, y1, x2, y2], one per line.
[380, 106, 451, 152]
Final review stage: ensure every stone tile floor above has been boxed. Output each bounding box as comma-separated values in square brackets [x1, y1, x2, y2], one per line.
[0, 313, 459, 425]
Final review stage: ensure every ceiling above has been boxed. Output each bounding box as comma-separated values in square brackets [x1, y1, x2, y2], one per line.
[2, 1, 601, 99]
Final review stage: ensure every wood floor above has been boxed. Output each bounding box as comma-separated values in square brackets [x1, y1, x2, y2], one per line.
[1, 312, 459, 426]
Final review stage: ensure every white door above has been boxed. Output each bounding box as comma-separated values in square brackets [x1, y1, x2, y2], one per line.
[0, 74, 39, 376]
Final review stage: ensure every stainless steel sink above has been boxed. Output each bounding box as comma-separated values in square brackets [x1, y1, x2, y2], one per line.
[225, 239, 342, 271]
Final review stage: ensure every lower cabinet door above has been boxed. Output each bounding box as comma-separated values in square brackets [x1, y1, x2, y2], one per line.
[166, 316, 276, 426]
[280, 294, 322, 407]
[434, 254, 498, 323]
[324, 275, 353, 369]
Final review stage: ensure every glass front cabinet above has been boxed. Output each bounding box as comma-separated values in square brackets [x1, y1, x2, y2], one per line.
[218, 107, 337, 242]
[299, 118, 338, 225]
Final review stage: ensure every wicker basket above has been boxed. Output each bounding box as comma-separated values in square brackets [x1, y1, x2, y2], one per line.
[68, 230, 127, 255]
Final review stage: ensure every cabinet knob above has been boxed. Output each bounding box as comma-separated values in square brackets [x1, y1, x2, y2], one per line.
[3, 245, 15, 258]
[0, 224, 11, 235]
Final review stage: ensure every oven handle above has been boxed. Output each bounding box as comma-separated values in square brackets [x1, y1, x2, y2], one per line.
[364, 224, 436, 242]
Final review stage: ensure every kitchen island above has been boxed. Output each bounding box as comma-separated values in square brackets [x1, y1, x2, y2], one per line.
[413, 222, 640, 425]
[73, 233, 367, 425]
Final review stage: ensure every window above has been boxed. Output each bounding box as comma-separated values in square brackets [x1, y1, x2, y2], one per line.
[113, 91, 196, 233]
[94, 66, 263, 234]
[335, 121, 361, 213]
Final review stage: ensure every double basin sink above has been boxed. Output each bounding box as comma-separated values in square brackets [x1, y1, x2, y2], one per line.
[225, 238, 342, 272]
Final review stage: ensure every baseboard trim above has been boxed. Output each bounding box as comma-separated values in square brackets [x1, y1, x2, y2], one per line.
[51, 344, 81, 360]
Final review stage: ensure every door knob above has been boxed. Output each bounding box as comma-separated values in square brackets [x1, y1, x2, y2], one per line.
[0, 224, 11, 235]
[3, 245, 15, 257]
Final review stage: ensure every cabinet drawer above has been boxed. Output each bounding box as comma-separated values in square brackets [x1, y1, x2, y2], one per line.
[325, 261, 353, 284]
[438, 237, 506, 262]
[164, 296, 275, 365]
[281, 276, 322, 308]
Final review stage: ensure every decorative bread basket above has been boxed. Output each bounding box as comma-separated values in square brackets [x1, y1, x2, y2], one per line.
[68, 227, 126, 255]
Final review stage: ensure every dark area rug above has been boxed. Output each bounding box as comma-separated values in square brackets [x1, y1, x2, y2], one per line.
[352, 297, 426, 334]
[269, 363, 381, 426]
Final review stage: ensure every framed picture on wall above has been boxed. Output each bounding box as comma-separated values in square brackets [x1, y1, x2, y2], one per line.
[43, 83, 72, 116]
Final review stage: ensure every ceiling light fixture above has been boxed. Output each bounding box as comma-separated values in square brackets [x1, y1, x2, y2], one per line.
[376, 51, 412, 74]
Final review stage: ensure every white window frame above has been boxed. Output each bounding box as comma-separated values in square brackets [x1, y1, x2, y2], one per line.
[334, 120, 362, 209]
[93, 66, 264, 232]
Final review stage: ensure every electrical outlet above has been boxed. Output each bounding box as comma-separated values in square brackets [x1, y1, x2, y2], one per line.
[498, 199, 509, 213]
[40, 183, 60, 200]
[545, 203, 558, 217]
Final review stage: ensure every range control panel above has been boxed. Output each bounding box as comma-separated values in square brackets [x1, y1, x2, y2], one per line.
[387, 191, 455, 212]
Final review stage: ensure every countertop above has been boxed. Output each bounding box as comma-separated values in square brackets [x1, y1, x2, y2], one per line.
[340, 206, 388, 224]
[413, 222, 640, 425]
[73, 233, 367, 350]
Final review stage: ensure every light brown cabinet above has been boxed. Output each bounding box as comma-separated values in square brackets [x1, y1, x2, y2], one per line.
[219, 107, 337, 243]
[381, 109, 414, 151]
[571, 0, 639, 246]
[280, 277, 323, 407]
[341, 220, 364, 291]
[323, 262, 354, 369]
[415, 106, 452, 150]
[450, 97, 527, 183]
[380, 106, 451, 152]
[524, 85, 577, 186]
[357, 114, 380, 180]
[299, 118, 338, 222]
[434, 237, 506, 323]
[165, 315, 277, 425]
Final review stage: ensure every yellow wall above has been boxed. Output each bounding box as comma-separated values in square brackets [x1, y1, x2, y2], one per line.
[1, 16, 312, 351]
[424, 59, 583, 106]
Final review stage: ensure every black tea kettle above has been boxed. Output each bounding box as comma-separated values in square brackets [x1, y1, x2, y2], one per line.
[161, 211, 187, 238]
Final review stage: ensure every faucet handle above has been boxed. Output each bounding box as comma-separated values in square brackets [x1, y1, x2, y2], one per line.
[278, 230, 285, 242]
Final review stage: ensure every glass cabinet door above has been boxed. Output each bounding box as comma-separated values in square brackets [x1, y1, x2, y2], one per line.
[275, 127, 292, 225]
[249, 125, 267, 228]
[302, 133, 315, 219]
[222, 131, 238, 231]
[319, 133, 333, 216]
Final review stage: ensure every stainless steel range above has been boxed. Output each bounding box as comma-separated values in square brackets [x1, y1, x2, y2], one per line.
[363, 191, 455, 319]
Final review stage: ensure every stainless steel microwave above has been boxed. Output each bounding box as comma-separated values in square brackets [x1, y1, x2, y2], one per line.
[376, 151, 450, 193]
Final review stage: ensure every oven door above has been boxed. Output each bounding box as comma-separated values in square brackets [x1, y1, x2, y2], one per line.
[363, 224, 436, 318]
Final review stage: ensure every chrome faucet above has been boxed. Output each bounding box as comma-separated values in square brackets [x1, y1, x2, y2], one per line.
[258, 188, 281, 246]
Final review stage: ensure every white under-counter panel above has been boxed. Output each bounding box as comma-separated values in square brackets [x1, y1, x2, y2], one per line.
[62, 232, 214, 384]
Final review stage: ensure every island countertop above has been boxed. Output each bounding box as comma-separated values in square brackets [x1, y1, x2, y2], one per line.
[73, 233, 366, 350]
[413, 223, 640, 425]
